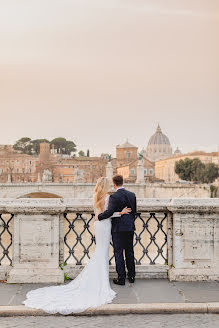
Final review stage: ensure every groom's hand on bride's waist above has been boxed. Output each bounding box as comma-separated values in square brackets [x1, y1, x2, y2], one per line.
[119, 207, 131, 215]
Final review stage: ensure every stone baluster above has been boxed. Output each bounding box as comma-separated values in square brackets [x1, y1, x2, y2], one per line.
[6, 199, 65, 283]
[168, 198, 219, 281]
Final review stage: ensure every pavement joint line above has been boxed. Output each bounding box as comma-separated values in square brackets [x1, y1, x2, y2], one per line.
[1, 303, 219, 316]
[7, 285, 22, 306]
[129, 284, 140, 303]
[172, 281, 186, 302]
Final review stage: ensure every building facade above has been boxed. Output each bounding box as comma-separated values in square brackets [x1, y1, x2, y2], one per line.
[37, 142, 108, 184]
[155, 150, 219, 183]
[116, 140, 155, 182]
[0, 145, 38, 183]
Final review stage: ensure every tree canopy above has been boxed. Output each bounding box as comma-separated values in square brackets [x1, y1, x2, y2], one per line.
[13, 137, 76, 155]
[175, 158, 219, 184]
[78, 150, 86, 157]
[50, 138, 76, 155]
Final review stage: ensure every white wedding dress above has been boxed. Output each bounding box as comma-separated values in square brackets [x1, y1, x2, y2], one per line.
[23, 195, 118, 315]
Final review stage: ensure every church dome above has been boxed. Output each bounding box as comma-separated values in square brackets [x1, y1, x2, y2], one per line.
[146, 124, 172, 162]
[148, 124, 171, 146]
[174, 147, 181, 155]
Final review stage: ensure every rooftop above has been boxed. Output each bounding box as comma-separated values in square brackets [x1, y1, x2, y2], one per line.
[116, 140, 138, 149]
[148, 124, 171, 146]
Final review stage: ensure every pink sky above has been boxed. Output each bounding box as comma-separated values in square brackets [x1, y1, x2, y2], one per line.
[0, 0, 218, 156]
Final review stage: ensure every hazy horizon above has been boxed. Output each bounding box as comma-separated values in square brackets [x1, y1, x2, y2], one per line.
[0, 0, 218, 157]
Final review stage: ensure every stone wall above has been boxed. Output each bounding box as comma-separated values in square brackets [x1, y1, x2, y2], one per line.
[0, 182, 211, 199]
[1, 198, 219, 283]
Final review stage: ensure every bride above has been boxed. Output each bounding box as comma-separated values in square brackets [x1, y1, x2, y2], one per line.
[23, 177, 131, 315]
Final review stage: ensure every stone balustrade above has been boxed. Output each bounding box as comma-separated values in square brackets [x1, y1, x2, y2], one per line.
[0, 182, 210, 199]
[0, 198, 219, 283]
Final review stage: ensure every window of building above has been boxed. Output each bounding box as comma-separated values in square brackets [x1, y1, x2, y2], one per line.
[130, 168, 135, 175]
[149, 169, 153, 175]
[126, 152, 131, 158]
[144, 169, 147, 175]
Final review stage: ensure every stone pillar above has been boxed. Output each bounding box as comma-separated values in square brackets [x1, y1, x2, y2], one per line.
[136, 159, 144, 184]
[7, 200, 65, 283]
[106, 161, 113, 182]
[168, 198, 219, 281]
[74, 167, 84, 183]
[37, 173, 41, 183]
[7, 174, 12, 183]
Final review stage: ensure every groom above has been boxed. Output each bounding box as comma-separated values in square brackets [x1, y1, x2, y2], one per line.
[98, 174, 136, 285]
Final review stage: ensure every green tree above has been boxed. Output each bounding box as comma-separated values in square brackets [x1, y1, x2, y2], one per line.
[190, 158, 205, 182]
[175, 158, 219, 184]
[31, 139, 50, 154]
[201, 163, 219, 183]
[175, 158, 193, 181]
[50, 138, 76, 155]
[13, 137, 76, 156]
[50, 138, 67, 154]
[65, 141, 77, 155]
[78, 150, 85, 157]
[13, 137, 32, 154]
[210, 185, 218, 198]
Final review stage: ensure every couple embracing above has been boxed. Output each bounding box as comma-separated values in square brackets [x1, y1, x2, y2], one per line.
[23, 175, 137, 315]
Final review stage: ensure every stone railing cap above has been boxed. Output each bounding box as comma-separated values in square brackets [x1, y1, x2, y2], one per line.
[0, 198, 218, 214]
[137, 198, 171, 212]
[0, 198, 66, 214]
[167, 198, 219, 213]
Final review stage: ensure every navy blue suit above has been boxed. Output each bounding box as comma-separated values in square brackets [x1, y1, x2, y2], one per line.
[98, 188, 136, 280]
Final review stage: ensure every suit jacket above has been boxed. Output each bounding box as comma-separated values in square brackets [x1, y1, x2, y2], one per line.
[98, 188, 137, 232]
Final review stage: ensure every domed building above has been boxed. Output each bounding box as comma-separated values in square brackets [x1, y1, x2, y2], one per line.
[144, 124, 173, 162]
[174, 147, 182, 156]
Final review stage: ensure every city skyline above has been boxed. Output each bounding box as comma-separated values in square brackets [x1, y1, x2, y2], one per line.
[0, 122, 218, 158]
[0, 0, 218, 156]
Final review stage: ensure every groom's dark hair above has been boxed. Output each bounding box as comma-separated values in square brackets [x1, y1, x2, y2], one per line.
[113, 175, 123, 187]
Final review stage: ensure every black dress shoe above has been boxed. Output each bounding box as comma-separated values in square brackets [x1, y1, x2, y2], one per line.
[113, 278, 125, 286]
[128, 277, 135, 283]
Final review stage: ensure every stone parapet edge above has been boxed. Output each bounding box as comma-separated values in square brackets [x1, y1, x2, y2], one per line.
[1, 303, 219, 316]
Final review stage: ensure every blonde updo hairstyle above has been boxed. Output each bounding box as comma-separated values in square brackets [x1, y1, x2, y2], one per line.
[94, 177, 110, 212]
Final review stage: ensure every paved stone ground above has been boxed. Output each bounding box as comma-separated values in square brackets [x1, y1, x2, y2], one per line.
[1, 314, 219, 328]
[1, 279, 219, 305]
